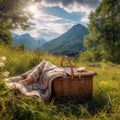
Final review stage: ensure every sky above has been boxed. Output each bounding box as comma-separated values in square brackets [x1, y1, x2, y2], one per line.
[13, 0, 101, 41]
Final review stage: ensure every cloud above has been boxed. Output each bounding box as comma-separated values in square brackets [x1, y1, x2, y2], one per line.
[24, 10, 75, 40]
[43, 22, 73, 34]
[33, 22, 74, 40]
[41, 0, 100, 7]
[40, 0, 100, 14]
[40, 0, 101, 25]
[14, 15, 74, 41]
[28, 21, 36, 26]
[33, 11, 63, 22]
[13, 0, 101, 41]
[80, 15, 89, 23]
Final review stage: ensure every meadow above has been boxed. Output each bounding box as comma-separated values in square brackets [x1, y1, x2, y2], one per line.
[0, 44, 120, 120]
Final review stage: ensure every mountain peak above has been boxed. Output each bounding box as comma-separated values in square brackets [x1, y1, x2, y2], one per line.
[20, 33, 31, 37]
[71, 24, 86, 30]
[41, 23, 88, 57]
[73, 23, 83, 27]
[13, 33, 46, 50]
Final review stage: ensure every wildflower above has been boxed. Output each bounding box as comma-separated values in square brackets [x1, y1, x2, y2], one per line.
[0, 62, 5, 67]
[1, 56, 6, 61]
[2, 71, 10, 77]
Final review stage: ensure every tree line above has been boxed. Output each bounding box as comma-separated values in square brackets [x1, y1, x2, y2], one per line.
[83, 0, 120, 63]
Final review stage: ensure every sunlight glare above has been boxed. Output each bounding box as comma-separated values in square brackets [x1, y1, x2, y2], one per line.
[28, 4, 37, 14]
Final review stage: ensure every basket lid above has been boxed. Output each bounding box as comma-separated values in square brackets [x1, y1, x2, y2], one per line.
[62, 67, 97, 77]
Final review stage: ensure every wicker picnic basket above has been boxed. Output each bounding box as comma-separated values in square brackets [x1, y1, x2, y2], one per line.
[52, 56, 97, 102]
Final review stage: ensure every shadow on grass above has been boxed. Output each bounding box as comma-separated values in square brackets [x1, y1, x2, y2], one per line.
[87, 91, 108, 114]
[48, 90, 108, 117]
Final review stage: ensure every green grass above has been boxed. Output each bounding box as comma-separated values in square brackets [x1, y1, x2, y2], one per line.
[0, 44, 120, 120]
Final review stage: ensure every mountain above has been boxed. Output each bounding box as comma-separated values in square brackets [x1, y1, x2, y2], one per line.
[41, 24, 88, 57]
[13, 33, 46, 50]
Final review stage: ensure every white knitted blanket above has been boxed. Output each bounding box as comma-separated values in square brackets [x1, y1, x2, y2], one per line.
[5, 60, 66, 100]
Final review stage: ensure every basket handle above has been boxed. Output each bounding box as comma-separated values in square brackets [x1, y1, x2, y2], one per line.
[61, 56, 74, 79]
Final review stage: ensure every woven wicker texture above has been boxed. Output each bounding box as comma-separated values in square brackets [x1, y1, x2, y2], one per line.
[52, 56, 97, 102]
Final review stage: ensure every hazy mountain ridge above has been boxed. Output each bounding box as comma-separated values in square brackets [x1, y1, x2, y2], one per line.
[41, 24, 88, 57]
[12, 24, 88, 56]
[13, 33, 46, 50]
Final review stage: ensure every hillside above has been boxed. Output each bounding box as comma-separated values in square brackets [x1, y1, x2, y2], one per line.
[13, 33, 46, 50]
[0, 44, 120, 120]
[41, 24, 88, 57]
